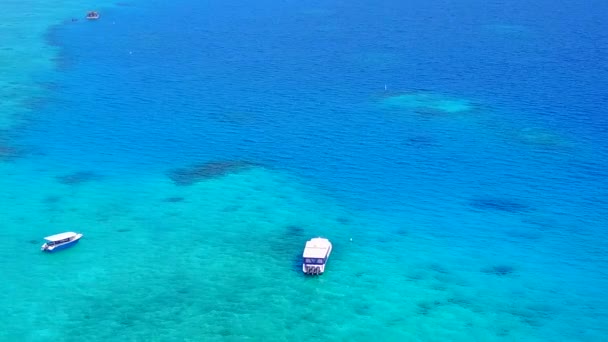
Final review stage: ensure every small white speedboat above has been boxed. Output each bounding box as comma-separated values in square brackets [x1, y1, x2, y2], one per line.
[41, 232, 83, 252]
[302, 237, 332, 275]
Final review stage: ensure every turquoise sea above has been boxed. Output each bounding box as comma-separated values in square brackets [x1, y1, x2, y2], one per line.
[2, 0, 607, 341]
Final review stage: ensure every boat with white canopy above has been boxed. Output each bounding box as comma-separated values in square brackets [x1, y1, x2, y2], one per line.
[302, 237, 332, 275]
[41, 232, 83, 252]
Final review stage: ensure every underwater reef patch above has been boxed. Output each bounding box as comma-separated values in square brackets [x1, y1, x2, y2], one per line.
[469, 197, 532, 213]
[0, 144, 21, 161]
[406, 270, 427, 281]
[285, 225, 306, 237]
[0, 135, 24, 161]
[391, 227, 409, 238]
[481, 265, 515, 276]
[404, 135, 439, 148]
[44, 25, 62, 48]
[163, 196, 185, 203]
[167, 160, 260, 186]
[37, 81, 64, 91]
[43, 195, 62, 204]
[428, 263, 450, 274]
[379, 90, 477, 115]
[416, 300, 444, 316]
[50, 55, 74, 71]
[446, 296, 473, 308]
[56, 171, 103, 185]
[504, 303, 554, 328]
[22, 97, 51, 111]
[336, 217, 351, 225]
[495, 327, 511, 337]
[515, 127, 565, 147]
[353, 302, 372, 316]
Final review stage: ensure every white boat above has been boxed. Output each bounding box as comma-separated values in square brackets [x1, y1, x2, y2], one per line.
[41, 232, 83, 252]
[86, 11, 100, 20]
[302, 237, 332, 275]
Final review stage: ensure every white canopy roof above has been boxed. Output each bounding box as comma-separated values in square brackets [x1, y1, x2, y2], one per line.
[303, 238, 332, 258]
[44, 232, 78, 242]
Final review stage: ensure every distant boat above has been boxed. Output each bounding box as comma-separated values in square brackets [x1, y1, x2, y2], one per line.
[302, 237, 332, 275]
[86, 11, 100, 20]
[41, 232, 83, 252]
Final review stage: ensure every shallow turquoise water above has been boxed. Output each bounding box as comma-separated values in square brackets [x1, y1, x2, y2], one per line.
[2, 0, 607, 341]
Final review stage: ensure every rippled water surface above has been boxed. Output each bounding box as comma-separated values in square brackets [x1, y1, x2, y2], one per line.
[2, 0, 607, 340]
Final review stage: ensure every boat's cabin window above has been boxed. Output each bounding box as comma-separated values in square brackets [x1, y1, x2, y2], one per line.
[304, 258, 325, 265]
[49, 238, 70, 245]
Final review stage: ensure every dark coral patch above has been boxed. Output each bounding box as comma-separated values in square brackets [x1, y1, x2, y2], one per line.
[481, 265, 515, 276]
[285, 225, 305, 237]
[416, 300, 443, 316]
[413, 108, 448, 116]
[0, 143, 22, 161]
[37, 81, 64, 91]
[44, 25, 62, 48]
[336, 217, 351, 224]
[406, 271, 426, 281]
[404, 135, 438, 148]
[395, 227, 408, 237]
[353, 302, 371, 316]
[495, 327, 511, 337]
[167, 160, 259, 186]
[469, 197, 532, 213]
[506, 304, 554, 327]
[43, 195, 62, 203]
[428, 263, 449, 274]
[56, 171, 103, 185]
[50, 55, 73, 71]
[163, 196, 185, 203]
[23, 97, 51, 110]
[446, 296, 472, 308]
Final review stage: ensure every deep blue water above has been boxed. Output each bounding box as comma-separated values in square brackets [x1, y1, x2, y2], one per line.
[27, 0, 608, 213]
[5, 0, 608, 340]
